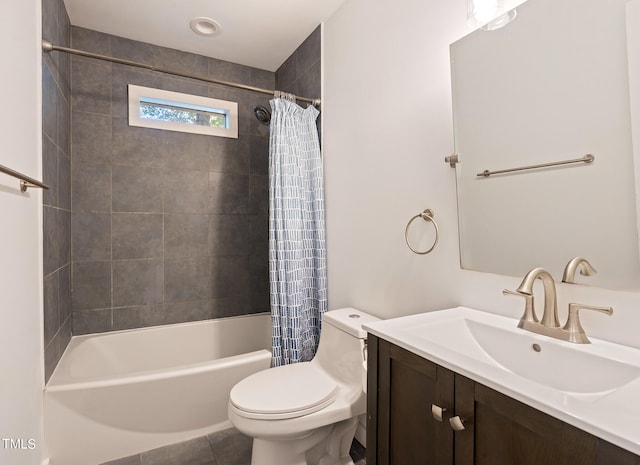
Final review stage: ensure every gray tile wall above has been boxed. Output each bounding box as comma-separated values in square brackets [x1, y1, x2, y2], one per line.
[70, 27, 274, 334]
[275, 26, 322, 139]
[42, 0, 72, 382]
[275, 26, 321, 102]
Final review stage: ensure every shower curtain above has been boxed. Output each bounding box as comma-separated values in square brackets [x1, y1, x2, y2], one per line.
[269, 97, 327, 367]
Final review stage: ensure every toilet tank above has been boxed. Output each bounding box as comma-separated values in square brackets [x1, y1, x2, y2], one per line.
[321, 308, 380, 339]
[312, 308, 379, 385]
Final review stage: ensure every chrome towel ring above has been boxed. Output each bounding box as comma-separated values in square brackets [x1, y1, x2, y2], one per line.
[405, 209, 439, 255]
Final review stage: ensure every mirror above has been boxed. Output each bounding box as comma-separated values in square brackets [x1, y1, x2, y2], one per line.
[451, 0, 640, 290]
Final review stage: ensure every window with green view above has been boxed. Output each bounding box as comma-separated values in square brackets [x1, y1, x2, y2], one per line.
[128, 85, 238, 138]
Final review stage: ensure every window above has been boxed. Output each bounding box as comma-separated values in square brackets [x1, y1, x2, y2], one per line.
[128, 85, 238, 138]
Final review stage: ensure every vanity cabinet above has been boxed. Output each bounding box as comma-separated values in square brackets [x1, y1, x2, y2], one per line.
[366, 335, 640, 465]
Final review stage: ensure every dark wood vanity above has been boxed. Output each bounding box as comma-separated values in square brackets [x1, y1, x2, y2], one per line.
[366, 335, 640, 465]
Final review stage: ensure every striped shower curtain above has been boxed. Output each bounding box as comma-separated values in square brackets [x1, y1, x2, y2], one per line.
[269, 97, 327, 367]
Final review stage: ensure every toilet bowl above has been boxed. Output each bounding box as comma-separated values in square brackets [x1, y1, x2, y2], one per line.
[228, 307, 379, 465]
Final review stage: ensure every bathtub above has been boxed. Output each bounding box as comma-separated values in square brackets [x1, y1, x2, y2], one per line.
[44, 313, 272, 465]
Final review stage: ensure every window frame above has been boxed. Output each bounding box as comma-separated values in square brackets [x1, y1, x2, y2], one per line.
[128, 84, 238, 138]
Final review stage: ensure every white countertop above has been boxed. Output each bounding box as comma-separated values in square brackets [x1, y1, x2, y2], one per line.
[363, 306, 640, 456]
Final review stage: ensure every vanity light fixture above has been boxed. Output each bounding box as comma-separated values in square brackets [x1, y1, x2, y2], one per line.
[468, 0, 517, 30]
[189, 17, 222, 37]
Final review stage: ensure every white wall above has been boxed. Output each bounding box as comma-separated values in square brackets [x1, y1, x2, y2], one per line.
[323, 0, 468, 317]
[629, 0, 640, 269]
[323, 0, 640, 349]
[0, 1, 45, 464]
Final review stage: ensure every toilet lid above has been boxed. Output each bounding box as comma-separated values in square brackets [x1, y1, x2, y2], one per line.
[230, 363, 338, 420]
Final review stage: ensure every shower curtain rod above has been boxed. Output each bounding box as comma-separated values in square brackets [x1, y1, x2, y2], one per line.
[42, 40, 321, 107]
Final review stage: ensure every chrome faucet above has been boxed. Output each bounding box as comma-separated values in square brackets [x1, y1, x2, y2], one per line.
[562, 257, 597, 284]
[503, 267, 612, 344]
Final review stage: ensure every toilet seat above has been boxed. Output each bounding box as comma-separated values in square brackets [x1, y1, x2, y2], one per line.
[230, 363, 339, 420]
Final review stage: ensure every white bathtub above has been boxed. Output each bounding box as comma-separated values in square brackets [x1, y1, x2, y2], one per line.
[44, 313, 272, 465]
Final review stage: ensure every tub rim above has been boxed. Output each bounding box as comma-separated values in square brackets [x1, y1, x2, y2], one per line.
[46, 313, 272, 392]
[46, 348, 272, 392]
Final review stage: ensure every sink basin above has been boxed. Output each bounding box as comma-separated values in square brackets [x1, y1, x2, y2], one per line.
[465, 319, 640, 396]
[369, 307, 640, 399]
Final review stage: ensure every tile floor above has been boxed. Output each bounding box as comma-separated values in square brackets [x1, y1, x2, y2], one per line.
[101, 428, 366, 465]
[350, 438, 367, 465]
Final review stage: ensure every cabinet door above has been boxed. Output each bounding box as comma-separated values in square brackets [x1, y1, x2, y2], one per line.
[598, 440, 640, 465]
[368, 336, 454, 465]
[454, 374, 599, 465]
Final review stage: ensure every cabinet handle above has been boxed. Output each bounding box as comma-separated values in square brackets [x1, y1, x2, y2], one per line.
[431, 404, 447, 422]
[449, 416, 465, 431]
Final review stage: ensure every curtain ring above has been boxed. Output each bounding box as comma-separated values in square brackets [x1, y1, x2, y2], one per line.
[405, 209, 439, 255]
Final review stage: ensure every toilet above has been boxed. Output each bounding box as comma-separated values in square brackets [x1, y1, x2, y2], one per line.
[228, 307, 379, 465]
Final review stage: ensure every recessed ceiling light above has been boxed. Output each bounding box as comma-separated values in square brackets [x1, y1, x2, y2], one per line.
[190, 17, 222, 37]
